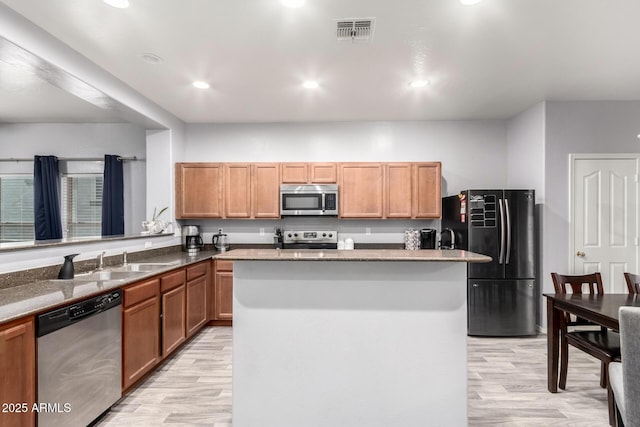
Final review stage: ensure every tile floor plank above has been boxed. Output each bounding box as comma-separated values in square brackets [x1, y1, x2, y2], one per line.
[97, 328, 610, 426]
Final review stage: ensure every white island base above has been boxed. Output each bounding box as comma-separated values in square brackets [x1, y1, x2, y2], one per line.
[232, 260, 468, 427]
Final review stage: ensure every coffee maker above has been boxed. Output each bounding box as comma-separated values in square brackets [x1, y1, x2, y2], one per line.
[420, 228, 437, 249]
[182, 225, 204, 255]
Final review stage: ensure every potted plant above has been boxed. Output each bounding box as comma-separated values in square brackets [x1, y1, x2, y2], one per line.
[142, 207, 169, 234]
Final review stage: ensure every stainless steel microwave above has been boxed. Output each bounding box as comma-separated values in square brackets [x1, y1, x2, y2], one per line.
[280, 184, 338, 216]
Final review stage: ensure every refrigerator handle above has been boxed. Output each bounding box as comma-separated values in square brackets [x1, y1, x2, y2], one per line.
[505, 198, 512, 264]
[498, 198, 505, 264]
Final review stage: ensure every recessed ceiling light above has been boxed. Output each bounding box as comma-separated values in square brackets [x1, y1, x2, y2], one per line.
[139, 53, 163, 65]
[281, 0, 306, 8]
[408, 80, 430, 88]
[103, 0, 130, 9]
[636, 133, 640, 140]
[302, 81, 319, 89]
[192, 81, 210, 89]
[460, 0, 482, 5]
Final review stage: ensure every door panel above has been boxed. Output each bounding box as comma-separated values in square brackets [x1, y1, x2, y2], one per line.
[467, 279, 536, 336]
[504, 190, 535, 279]
[573, 157, 638, 293]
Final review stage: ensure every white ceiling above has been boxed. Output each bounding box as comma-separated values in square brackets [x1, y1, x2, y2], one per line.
[3, 0, 640, 123]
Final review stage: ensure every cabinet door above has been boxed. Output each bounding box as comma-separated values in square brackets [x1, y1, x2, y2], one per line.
[225, 164, 252, 218]
[310, 163, 337, 183]
[252, 163, 281, 218]
[186, 276, 208, 337]
[175, 163, 223, 218]
[162, 284, 186, 358]
[0, 318, 35, 427]
[215, 271, 233, 320]
[385, 163, 412, 218]
[413, 162, 442, 218]
[123, 295, 160, 390]
[339, 163, 384, 218]
[281, 163, 308, 183]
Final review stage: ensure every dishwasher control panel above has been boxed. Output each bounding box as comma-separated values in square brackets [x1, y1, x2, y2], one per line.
[37, 291, 122, 337]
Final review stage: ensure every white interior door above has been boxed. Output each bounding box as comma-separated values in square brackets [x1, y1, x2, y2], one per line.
[571, 155, 639, 293]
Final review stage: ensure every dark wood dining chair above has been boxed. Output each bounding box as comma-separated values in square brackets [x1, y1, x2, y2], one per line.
[623, 272, 640, 294]
[551, 272, 621, 426]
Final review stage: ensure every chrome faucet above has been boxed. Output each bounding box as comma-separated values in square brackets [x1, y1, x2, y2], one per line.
[96, 251, 106, 270]
[122, 251, 128, 266]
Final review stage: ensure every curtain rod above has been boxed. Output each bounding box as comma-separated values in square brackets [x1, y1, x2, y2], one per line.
[0, 156, 141, 162]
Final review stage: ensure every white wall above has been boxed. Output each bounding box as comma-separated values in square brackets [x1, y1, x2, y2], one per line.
[184, 120, 509, 244]
[543, 101, 640, 297]
[0, 123, 147, 235]
[506, 102, 546, 327]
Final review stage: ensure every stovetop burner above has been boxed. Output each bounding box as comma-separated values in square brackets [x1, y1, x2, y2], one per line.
[282, 230, 338, 249]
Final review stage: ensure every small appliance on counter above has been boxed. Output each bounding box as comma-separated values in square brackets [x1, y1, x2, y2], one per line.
[182, 225, 204, 255]
[419, 228, 437, 249]
[439, 228, 455, 249]
[212, 228, 230, 252]
[283, 230, 337, 249]
[273, 227, 284, 249]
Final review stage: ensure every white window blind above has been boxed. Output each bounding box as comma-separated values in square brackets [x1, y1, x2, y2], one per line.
[61, 174, 103, 238]
[0, 175, 34, 241]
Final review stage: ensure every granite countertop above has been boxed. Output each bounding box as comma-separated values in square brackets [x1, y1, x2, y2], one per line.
[0, 251, 216, 325]
[214, 248, 492, 262]
[0, 248, 491, 325]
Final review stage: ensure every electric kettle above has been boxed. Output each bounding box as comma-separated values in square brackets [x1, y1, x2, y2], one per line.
[212, 228, 230, 252]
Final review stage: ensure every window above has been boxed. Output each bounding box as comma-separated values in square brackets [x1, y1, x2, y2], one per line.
[0, 175, 34, 241]
[61, 174, 103, 238]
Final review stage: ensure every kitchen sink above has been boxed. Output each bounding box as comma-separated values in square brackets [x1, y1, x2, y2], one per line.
[115, 262, 180, 272]
[73, 270, 145, 281]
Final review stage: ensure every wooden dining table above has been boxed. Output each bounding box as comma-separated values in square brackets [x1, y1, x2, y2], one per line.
[544, 293, 640, 392]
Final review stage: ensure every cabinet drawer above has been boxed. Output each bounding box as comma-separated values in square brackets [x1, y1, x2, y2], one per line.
[186, 261, 208, 281]
[124, 278, 160, 308]
[216, 260, 233, 272]
[160, 269, 186, 293]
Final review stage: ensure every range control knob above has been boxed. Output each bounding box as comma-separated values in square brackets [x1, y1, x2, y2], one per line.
[288, 233, 292, 238]
[322, 233, 327, 237]
[328, 233, 333, 238]
[294, 233, 298, 237]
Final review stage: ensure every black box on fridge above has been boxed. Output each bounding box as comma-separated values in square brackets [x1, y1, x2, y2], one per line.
[442, 190, 537, 336]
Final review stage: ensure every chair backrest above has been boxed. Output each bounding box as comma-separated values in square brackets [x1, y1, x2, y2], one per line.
[623, 272, 640, 294]
[551, 272, 604, 295]
[619, 306, 640, 425]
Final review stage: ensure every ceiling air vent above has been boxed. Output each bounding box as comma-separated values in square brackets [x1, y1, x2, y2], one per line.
[336, 18, 375, 42]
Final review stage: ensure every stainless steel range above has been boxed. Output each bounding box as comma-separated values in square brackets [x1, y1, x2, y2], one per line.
[283, 230, 338, 249]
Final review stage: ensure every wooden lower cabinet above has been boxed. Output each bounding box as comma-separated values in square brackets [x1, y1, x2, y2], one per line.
[0, 317, 35, 427]
[186, 275, 208, 337]
[161, 284, 186, 357]
[122, 288, 161, 390]
[214, 260, 234, 321]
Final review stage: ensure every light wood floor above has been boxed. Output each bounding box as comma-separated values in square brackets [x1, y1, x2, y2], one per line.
[98, 327, 609, 426]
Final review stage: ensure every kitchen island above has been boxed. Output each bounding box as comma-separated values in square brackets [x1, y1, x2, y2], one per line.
[214, 249, 491, 427]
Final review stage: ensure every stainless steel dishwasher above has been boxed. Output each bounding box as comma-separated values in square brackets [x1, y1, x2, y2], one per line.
[37, 290, 122, 427]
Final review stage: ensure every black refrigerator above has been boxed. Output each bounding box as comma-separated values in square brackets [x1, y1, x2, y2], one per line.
[442, 190, 536, 336]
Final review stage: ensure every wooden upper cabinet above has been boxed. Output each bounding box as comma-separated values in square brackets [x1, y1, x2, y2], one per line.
[385, 163, 413, 218]
[339, 163, 384, 218]
[310, 163, 337, 183]
[175, 163, 223, 218]
[281, 163, 308, 183]
[224, 164, 252, 218]
[252, 163, 280, 218]
[0, 317, 35, 427]
[413, 162, 442, 218]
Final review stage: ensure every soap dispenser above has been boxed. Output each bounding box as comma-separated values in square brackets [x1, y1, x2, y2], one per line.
[58, 254, 79, 279]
